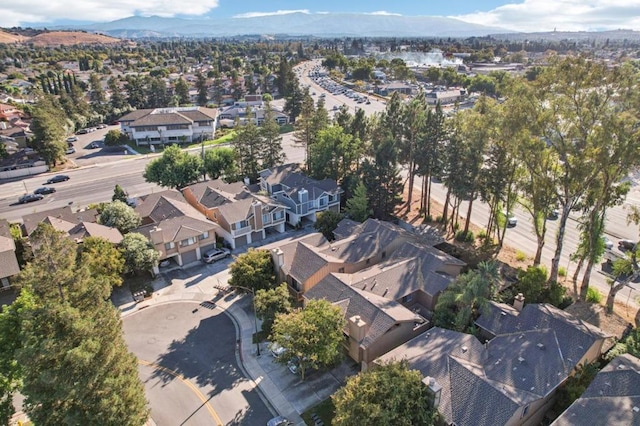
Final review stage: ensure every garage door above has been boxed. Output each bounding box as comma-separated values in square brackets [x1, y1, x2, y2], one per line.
[252, 231, 264, 242]
[181, 249, 198, 265]
[200, 244, 216, 255]
[235, 235, 247, 247]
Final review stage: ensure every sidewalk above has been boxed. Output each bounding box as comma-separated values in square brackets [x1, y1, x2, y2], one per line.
[117, 263, 306, 426]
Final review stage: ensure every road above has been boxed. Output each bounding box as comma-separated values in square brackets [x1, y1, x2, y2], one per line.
[123, 302, 272, 426]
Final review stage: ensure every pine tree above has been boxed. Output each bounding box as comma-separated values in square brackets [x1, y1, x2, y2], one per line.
[260, 101, 285, 169]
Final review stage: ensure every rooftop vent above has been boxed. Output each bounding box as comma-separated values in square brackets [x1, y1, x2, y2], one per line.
[634, 407, 640, 413]
[537, 343, 545, 349]
[518, 357, 525, 363]
[501, 311, 507, 317]
[383, 288, 389, 297]
[461, 346, 468, 353]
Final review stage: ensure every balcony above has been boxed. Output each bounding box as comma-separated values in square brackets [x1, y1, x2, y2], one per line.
[231, 225, 252, 237]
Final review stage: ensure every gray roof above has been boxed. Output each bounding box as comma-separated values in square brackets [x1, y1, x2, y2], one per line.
[262, 232, 329, 280]
[305, 273, 417, 348]
[0, 220, 19, 278]
[552, 354, 640, 426]
[259, 164, 341, 201]
[22, 206, 99, 236]
[119, 109, 153, 122]
[131, 112, 192, 127]
[120, 107, 218, 127]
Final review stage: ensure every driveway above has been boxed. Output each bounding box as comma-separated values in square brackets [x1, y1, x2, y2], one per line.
[123, 302, 272, 426]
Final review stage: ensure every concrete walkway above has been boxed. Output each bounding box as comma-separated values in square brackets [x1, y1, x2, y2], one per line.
[117, 262, 306, 426]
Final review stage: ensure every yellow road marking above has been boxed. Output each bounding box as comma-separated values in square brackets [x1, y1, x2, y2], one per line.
[138, 359, 223, 426]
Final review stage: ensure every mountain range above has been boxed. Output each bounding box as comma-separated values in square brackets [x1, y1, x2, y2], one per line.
[74, 13, 511, 38]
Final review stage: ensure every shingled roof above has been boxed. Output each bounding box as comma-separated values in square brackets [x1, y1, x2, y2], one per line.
[22, 206, 99, 236]
[552, 354, 640, 426]
[379, 304, 610, 426]
[305, 273, 418, 348]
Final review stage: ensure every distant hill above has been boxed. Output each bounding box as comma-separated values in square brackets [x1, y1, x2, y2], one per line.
[77, 12, 509, 38]
[0, 29, 122, 45]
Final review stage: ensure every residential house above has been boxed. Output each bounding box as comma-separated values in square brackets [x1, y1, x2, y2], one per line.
[119, 106, 218, 146]
[182, 179, 287, 249]
[266, 218, 441, 299]
[378, 303, 609, 426]
[21, 206, 99, 237]
[552, 354, 640, 426]
[0, 219, 20, 289]
[134, 190, 218, 266]
[258, 164, 341, 226]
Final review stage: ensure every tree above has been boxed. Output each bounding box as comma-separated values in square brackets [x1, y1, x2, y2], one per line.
[104, 129, 128, 147]
[607, 326, 640, 360]
[228, 249, 276, 293]
[254, 283, 292, 336]
[30, 93, 68, 166]
[433, 261, 500, 332]
[260, 101, 286, 169]
[203, 147, 238, 181]
[271, 299, 346, 381]
[345, 181, 371, 222]
[314, 211, 344, 241]
[333, 360, 436, 426]
[144, 145, 203, 189]
[516, 265, 547, 303]
[145, 76, 169, 108]
[308, 126, 361, 183]
[14, 225, 149, 425]
[196, 72, 208, 106]
[120, 232, 159, 275]
[232, 108, 262, 181]
[0, 142, 7, 160]
[362, 137, 403, 221]
[112, 184, 128, 203]
[80, 236, 125, 290]
[89, 72, 106, 113]
[108, 76, 127, 111]
[174, 77, 190, 105]
[99, 200, 141, 234]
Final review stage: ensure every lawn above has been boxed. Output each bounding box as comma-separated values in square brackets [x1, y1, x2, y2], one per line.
[123, 142, 154, 155]
[186, 130, 236, 148]
[302, 397, 335, 425]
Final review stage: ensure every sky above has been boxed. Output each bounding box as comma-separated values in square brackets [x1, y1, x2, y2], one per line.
[1, 0, 640, 33]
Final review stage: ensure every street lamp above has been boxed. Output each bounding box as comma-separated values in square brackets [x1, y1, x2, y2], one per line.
[217, 283, 261, 356]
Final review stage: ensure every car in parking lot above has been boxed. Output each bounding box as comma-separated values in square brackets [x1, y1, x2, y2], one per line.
[96, 123, 107, 129]
[66, 136, 78, 143]
[33, 186, 56, 195]
[602, 236, 614, 250]
[19, 193, 44, 204]
[89, 141, 101, 149]
[46, 175, 70, 184]
[267, 416, 292, 426]
[619, 239, 638, 251]
[202, 248, 230, 263]
[269, 342, 287, 358]
[66, 147, 76, 155]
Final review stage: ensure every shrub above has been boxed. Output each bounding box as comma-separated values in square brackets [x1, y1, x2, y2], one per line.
[558, 266, 567, 277]
[515, 251, 527, 262]
[476, 229, 487, 240]
[424, 214, 433, 223]
[586, 287, 603, 304]
[455, 230, 474, 243]
[435, 215, 444, 223]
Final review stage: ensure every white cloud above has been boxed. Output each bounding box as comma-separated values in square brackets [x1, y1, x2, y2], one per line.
[233, 10, 309, 19]
[0, 0, 220, 26]
[366, 11, 402, 16]
[453, 0, 640, 32]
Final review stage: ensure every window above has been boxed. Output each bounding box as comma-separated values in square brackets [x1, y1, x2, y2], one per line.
[166, 124, 189, 130]
[403, 293, 414, 303]
[319, 196, 328, 207]
[199, 231, 209, 240]
[180, 237, 196, 247]
[339, 267, 345, 273]
[262, 214, 269, 223]
[381, 251, 386, 259]
[164, 242, 175, 250]
[273, 211, 284, 220]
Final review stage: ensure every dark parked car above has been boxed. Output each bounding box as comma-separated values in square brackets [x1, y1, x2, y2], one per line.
[19, 193, 44, 204]
[34, 186, 56, 195]
[202, 248, 230, 263]
[619, 240, 638, 251]
[46, 175, 70, 184]
[76, 129, 88, 134]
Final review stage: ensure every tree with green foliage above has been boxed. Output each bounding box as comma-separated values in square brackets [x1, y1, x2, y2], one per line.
[104, 129, 128, 146]
[112, 184, 128, 203]
[0, 142, 7, 160]
[196, 72, 208, 106]
[174, 77, 190, 105]
[433, 261, 500, 332]
[14, 224, 149, 425]
[108, 76, 127, 111]
[255, 283, 292, 335]
[232, 108, 262, 180]
[144, 145, 203, 189]
[203, 147, 238, 181]
[515, 266, 547, 303]
[553, 363, 600, 415]
[314, 211, 344, 241]
[228, 249, 276, 293]
[30, 93, 68, 166]
[308, 126, 361, 183]
[145, 76, 170, 109]
[80, 236, 125, 289]
[125, 75, 147, 109]
[333, 360, 437, 426]
[272, 299, 345, 381]
[89, 72, 106, 114]
[99, 200, 141, 234]
[362, 137, 403, 221]
[345, 181, 371, 222]
[120, 232, 159, 275]
[260, 101, 286, 169]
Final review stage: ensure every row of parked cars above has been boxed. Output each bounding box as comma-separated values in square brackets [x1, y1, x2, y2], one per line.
[18, 175, 69, 204]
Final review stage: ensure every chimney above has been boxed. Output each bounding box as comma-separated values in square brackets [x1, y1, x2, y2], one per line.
[298, 188, 308, 203]
[424, 376, 442, 408]
[272, 248, 284, 269]
[149, 227, 163, 245]
[348, 315, 368, 343]
[513, 293, 525, 311]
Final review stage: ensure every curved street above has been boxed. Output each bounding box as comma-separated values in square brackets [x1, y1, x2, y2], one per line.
[122, 302, 272, 426]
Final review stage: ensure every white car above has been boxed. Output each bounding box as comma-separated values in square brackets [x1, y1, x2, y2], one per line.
[269, 342, 287, 358]
[202, 248, 230, 263]
[502, 211, 517, 227]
